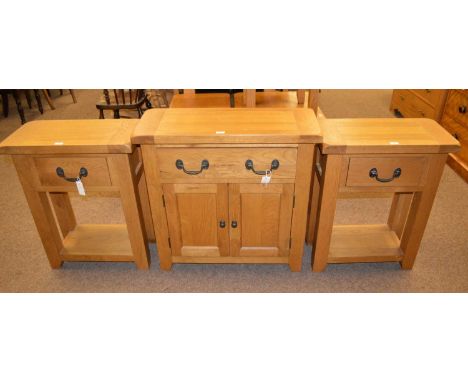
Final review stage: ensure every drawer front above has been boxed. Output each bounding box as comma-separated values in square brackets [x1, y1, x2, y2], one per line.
[441, 115, 468, 163]
[346, 157, 428, 187]
[392, 90, 436, 119]
[156, 148, 297, 181]
[411, 89, 445, 107]
[34, 157, 112, 187]
[444, 90, 468, 126]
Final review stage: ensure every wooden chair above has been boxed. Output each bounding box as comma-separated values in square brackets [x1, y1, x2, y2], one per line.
[96, 89, 151, 119]
[41, 90, 77, 110]
[0, 89, 47, 124]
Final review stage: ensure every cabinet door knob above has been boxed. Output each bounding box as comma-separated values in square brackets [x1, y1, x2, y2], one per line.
[245, 159, 280, 175]
[231, 221, 238, 228]
[369, 167, 402, 183]
[175, 159, 209, 175]
[219, 220, 226, 228]
[459, 105, 467, 114]
[56, 167, 88, 182]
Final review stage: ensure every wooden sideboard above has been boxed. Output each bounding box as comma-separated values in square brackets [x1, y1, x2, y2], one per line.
[440, 90, 468, 182]
[132, 108, 322, 271]
[390, 89, 448, 121]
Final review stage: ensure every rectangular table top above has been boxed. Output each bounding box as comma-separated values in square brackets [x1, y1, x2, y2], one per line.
[131, 108, 322, 145]
[320, 118, 460, 154]
[0, 120, 138, 155]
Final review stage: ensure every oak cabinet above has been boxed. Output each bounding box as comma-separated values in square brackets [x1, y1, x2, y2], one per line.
[162, 182, 295, 259]
[163, 183, 229, 257]
[133, 108, 322, 271]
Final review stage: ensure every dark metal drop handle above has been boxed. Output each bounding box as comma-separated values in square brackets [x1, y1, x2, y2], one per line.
[219, 220, 226, 228]
[459, 105, 467, 114]
[231, 221, 238, 228]
[175, 159, 209, 175]
[369, 167, 402, 183]
[245, 159, 280, 175]
[56, 167, 88, 182]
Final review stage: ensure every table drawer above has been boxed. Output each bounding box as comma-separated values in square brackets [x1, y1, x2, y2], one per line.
[346, 156, 428, 187]
[393, 90, 436, 119]
[444, 90, 468, 126]
[156, 148, 297, 181]
[34, 157, 112, 187]
[410, 89, 445, 107]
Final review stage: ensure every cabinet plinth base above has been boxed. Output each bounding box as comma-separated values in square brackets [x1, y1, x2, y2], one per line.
[328, 224, 403, 264]
[172, 256, 289, 264]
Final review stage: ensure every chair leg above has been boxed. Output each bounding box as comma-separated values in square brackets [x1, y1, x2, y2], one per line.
[99, 109, 104, 119]
[33, 90, 44, 114]
[42, 90, 56, 110]
[24, 90, 33, 109]
[69, 90, 77, 103]
[60, 90, 63, 95]
[113, 110, 120, 119]
[12, 90, 26, 124]
[1, 92, 9, 118]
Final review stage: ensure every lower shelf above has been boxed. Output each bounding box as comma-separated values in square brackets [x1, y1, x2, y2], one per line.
[61, 224, 135, 262]
[328, 224, 403, 264]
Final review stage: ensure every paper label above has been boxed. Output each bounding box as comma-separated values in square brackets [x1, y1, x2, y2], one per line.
[261, 170, 272, 184]
[76, 179, 86, 196]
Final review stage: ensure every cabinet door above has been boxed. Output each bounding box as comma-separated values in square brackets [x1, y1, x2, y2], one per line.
[163, 184, 229, 257]
[229, 183, 294, 257]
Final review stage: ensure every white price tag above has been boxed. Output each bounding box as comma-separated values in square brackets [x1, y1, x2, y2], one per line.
[261, 170, 272, 184]
[76, 179, 86, 196]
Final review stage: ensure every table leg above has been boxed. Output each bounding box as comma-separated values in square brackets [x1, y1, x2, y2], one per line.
[306, 149, 321, 245]
[244, 89, 256, 107]
[141, 145, 173, 270]
[49, 192, 76, 238]
[387, 192, 413, 239]
[13, 156, 64, 268]
[399, 154, 447, 269]
[308, 90, 319, 113]
[311, 155, 342, 272]
[297, 89, 306, 104]
[289, 144, 314, 271]
[107, 155, 150, 270]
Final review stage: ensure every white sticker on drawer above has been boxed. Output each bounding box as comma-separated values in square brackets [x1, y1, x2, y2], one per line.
[389, 141, 400, 145]
[261, 170, 272, 184]
[76, 179, 86, 196]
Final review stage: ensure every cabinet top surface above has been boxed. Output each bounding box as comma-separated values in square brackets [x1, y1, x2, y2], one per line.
[131, 108, 322, 145]
[321, 118, 461, 154]
[0, 120, 138, 155]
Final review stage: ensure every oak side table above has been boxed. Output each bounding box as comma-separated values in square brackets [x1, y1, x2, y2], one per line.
[132, 108, 322, 271]
[306, 118, 460, 272]
[0, 120, 153, 269]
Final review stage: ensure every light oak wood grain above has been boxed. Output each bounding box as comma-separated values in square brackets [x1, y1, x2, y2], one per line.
[132, 108, 322, 145]
[0, 119, 138, 155]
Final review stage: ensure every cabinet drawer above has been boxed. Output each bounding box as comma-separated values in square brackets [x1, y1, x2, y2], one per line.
[156, 148, 297, 181]
[444, 90, 468, 126]
[441, 115, 468, 163]
[392, 90, 436, 119]
[411, 89, 445, 107]
[346, 156, 428, 187]
[34, 157, 112, 187]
